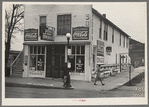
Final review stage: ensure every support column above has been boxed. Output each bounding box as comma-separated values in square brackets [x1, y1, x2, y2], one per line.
[85, 44, 91, 81]
[23, 45, 28, 77]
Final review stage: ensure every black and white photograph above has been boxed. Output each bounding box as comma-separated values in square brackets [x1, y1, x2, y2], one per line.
[2, 1, 147, 106]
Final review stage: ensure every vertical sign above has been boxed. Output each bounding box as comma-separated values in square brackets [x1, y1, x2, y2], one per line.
[24, 55, 28, 66]
[68, 49, 71, 55]
[97, 40, 104, 56]
[86, 14, 89, 27]
[97, 40, 104, 64]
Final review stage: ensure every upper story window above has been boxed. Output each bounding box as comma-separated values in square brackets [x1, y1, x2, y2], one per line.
[99, 19, 102, 39]
[126, 37, 128, 48]
[57, 14, 71, 35]
[120, 33, 121, 46]
[112, 27, 114, 43]
[123, 36, 125, 47]
[40, 16, 46, 39]
[103, 22, 108, 41]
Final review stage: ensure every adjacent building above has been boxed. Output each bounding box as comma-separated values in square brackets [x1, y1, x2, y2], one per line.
[129, 38, 145, 68]
[23, 4, 131, 81]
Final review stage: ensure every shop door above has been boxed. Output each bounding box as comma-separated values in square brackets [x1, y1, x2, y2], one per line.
[46, 45, 65, 78]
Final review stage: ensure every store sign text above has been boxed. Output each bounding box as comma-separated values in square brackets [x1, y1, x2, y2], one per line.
[24, 29, 38, 41]
[72, 27, 89, 40]
[42, 28, 54, 41]
[29, 70, 44, 76]
[97, 56, 104, 64]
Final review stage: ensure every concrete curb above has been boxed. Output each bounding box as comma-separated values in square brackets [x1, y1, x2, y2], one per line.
[5, 83, 74, 90]
[109, 71, 145, 91]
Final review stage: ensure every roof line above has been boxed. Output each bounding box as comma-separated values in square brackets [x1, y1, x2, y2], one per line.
[92, 8, 130, 38]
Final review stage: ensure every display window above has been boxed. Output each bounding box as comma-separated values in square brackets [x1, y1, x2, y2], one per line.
[29, 46, 45, 71]
[69, 45, 85, 73]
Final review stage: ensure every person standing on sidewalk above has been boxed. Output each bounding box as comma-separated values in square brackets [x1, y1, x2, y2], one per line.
[93, 65, 105, 86]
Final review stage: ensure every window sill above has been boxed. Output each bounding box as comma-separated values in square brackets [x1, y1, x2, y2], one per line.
[69, 72, 85, 75]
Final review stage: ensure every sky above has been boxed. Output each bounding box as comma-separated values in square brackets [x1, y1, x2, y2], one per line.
[8, 2, 146, 51]
[93, 2, 146, 44]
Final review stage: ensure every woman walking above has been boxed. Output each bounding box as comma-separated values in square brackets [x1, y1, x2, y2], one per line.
[94, 65, 105, 86]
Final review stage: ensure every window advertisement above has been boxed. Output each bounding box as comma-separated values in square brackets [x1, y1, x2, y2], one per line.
[97, 40, 104, 56]
[72, 27, 89, 40]
[97, 56, 104, 64]
[24, 29, 38, 41]
[29, 46, 45, 77]
[97, 40, 104, 64]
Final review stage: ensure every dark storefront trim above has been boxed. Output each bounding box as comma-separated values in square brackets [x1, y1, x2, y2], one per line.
[23, 41, 91, 45]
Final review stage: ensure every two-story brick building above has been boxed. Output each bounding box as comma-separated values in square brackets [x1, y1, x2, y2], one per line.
[23, 4, 131, 81]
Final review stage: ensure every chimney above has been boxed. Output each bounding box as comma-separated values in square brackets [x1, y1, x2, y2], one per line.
[103, 14, 106, 18]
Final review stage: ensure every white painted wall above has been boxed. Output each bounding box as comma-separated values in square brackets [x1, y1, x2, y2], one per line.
[24, 4, 92, 43]
[92, 13, 129, 65]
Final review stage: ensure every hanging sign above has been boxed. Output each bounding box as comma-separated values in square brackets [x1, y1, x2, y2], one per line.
[97, 40, 104, 56]
[24, 29, 38, 41]
[72, 27, 89, 40]
[42, 26, 55, 41]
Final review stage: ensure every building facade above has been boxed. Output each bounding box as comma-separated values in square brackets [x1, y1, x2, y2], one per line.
[23, 4, 130, 81]
[129, 38, 145, 68]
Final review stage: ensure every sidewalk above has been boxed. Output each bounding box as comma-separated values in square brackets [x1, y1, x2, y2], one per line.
[5, 66, 145, 91]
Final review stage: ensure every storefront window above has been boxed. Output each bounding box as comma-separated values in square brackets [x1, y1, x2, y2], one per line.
[30, 55, 36, 70]
[30, 46, 33, 54]
[72, 46, 75, 54]
[29, 46, 45, 71]
[77, 46, 80, 54]
[69, 45, 85, 73]
[76, 56, 84, 73]
[81, 46, 85, 54]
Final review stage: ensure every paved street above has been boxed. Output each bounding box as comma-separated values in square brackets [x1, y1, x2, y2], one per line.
[5, 72, 144, 98]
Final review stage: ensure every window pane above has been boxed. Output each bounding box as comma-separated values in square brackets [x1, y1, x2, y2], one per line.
[38, 46, 40, 54]
[34, 46, 37, 54]
[30, 55, 36, 70]
[40, 16, 46, 24]
[57, 14, 71, 35]
[37, 55, 44, 71]
[77, 46, 80, 54]
[30, 46, 33, 54]
[81, 46, 85, 54]
[76, 56, 84, 73]
[72, 46, 75, 54]
[42, 46, 45, 54]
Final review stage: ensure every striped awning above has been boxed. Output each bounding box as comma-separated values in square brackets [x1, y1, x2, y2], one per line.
[23, 41, 91, 45]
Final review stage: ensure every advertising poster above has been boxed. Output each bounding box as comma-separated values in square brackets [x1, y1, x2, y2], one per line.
[24, 29, 38, 41]
[72, 27, 89, 40]
[97, 40, 104, 56]
[97, 56, 104, 64]
[42, 27, 55, 41]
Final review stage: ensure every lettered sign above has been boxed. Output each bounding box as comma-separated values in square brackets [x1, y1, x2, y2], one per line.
[24, 29, 38, 41]
[72, 27, 89, 40]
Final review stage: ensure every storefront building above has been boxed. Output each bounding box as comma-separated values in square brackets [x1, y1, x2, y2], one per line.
[23, 4, 130, 81]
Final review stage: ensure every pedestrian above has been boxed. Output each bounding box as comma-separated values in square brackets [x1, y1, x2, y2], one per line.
[93, 65, 105, 86]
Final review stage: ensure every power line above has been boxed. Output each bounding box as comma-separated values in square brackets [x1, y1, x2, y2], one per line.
[47, 5, 54, 16]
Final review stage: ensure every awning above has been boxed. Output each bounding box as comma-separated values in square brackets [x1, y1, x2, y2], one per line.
[23, 41, 91, 45]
